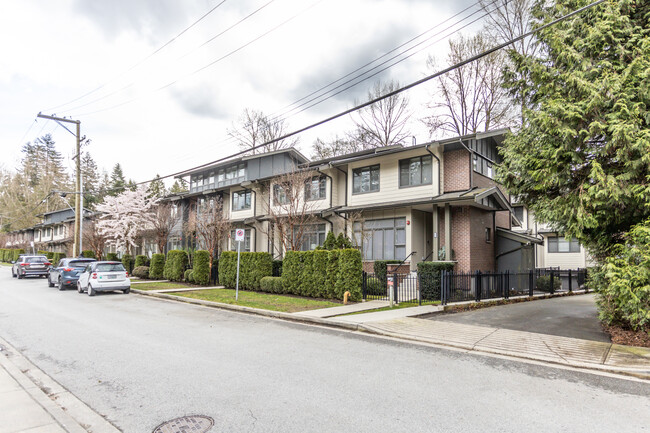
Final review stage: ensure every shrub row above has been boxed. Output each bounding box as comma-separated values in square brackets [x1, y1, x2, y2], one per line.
[134, 255, 149, 268]
[122, 254, 135, 274]
[259, 276, 284, 293]
[281, 249, 362, 301]
[81, 250, 95, 258]
[193, 250, 211, 285]
[0, 249, 25, 262]
[106, 252, 119, 261]
[164, 250, 188, 282]
[218, 252, 273, 290]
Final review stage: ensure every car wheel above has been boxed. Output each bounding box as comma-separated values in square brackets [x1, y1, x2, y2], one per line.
[123, 288, 130, 294]
[48, 276, 55, 287]
[58, 278, 65, 291]
[88, 284, 96, 297]
[18, 273, 24, 279]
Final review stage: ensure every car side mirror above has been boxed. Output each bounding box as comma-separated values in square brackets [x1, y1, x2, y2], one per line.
[11, 261, 15, 264]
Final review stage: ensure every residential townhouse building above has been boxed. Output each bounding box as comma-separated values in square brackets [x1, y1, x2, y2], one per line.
[169, 129, 530, 274]
[510, 204, 594, 269]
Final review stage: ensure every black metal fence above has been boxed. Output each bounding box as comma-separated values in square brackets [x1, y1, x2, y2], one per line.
[362, 268, 587, 306]
[440, 268, 587, 305]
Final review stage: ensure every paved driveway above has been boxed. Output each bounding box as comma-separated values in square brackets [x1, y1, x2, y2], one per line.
[428, 293, 610, 342]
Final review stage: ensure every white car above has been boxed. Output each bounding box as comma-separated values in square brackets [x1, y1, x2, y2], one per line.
[77, 261, 131, 296]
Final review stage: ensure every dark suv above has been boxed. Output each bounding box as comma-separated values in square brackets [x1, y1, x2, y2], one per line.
[12, 255, 51, 279]
[48, 258, 97, 290]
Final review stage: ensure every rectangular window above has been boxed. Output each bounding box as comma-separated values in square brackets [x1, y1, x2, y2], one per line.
[473, 154, 495, 179]
[485, 227, 492, 243]
[352, 165, 380, 194]
[218, 163, 247, 187]
[399, 156, 432, 187]
[232, 190, 252, 211]
[305, 176, 326, 201]
[297, 224, 327, 251]
[230, 229, 251, 252]
[273, 185, 288, 205]
[353, 218, 406, 261]
[548, 236, 580, 253]
[513, 206, 524, 223]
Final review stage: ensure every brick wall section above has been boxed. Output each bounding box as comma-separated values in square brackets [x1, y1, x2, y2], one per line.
[469, 207, 496, 271]
[495, 210, 511, 230]
[443, 150, 470, 192]
[362, 261, 411, 274]
[451, 206, 471, 272]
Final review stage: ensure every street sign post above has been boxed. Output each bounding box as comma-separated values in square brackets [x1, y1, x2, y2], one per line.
[235, 229, 244, 301]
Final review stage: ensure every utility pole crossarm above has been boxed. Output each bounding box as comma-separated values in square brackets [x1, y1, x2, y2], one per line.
[36, 113, 80, 124]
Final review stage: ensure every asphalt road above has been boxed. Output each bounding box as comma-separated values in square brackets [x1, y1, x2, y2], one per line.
[429, 293, 610, 342]
[1, 268, 648, 433]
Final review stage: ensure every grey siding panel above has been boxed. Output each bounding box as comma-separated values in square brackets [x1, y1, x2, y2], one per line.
[259, 156, 273, 178]
[45, 209, 75, 224]
[248, 159, 261, 180]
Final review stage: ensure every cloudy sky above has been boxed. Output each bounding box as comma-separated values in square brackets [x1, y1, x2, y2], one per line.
[0, 0, 483, 185]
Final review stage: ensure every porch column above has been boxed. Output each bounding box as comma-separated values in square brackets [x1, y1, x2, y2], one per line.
[444, 204, 452, 261]
[432, 205, 439, 259]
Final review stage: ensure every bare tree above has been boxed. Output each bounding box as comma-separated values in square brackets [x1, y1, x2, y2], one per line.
[479, 0, 537, 58]
[311, 135, 368, 160]
[150, 202, 181, 255]
[423, 32, 515, 137]
[228, 109, 299, 155]
[263, 170, 321, 255]
[351, 80, 411, 148]
[83, 219, 107, 260]
[185, 196, 231, 274]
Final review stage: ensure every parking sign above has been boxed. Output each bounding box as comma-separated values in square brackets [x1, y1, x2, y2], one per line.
[235, 229, 245, 242]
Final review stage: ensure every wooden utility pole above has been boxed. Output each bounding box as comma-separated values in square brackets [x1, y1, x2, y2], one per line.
[36, 113, 82, 256]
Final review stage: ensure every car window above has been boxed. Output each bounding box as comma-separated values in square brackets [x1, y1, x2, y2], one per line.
[70, 260, 93, 268]
[96, 263, 126, 272]
[57, 260, 65, 267]
[26, 257, 47, 263]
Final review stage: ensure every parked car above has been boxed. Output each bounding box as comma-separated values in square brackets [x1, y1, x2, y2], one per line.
[77, 261, 131, 296]
[11, 255, 50, 279]
[48, 258, 97, 290]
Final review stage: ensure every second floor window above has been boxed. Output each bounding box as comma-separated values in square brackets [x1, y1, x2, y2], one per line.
[352, 164, 380, 194]
[548, 236, 580, 253]
[473, 154, 494, 179]
[399, 156, 432, 187]
[232, 190, 252, 211]
[305, 176, 326, 201]
[273, 185, 288, 205]
[230, 229, 251, 252]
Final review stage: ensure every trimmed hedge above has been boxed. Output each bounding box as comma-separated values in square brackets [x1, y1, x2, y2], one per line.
[184, 269, 194, 283]
[312, 250, 329, 298]
[132, 266, 150, 279]
[106, 253, 119, 261]
[282, 249, 361, 301]
[149, 254, 165, 279]
[164, 250, 188, 282]
[13, 249, 25, 262]
[134, 255, 149, 268]
[417, 261, 455, 300]
[536, 275, 562, 293]
[122, 254, 135, 274]
[335, 249, 362, 301]
[218, 251, 273, 290]
[81, 250, 95, 258]
[260, 276, 284, 293]
[193, 250, 210, 285]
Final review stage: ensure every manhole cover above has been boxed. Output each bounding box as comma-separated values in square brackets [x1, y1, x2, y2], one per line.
[153, 415, 214, 433]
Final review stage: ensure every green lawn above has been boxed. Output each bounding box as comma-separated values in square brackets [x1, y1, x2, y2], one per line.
[0, 263, 12, 267]
[169, 288, 341, 313]
[132, 282, 193, 291]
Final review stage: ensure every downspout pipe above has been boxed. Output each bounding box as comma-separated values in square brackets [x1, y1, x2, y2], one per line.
[425, 143, 442, 196]
[316, 169, 333, 209]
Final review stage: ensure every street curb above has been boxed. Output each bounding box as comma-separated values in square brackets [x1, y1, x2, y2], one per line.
[131, 289, 361, 331]
[0, 336, 122, 433]
[131, 290, 650, 381]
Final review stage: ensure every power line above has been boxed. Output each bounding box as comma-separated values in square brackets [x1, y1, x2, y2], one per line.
[44, 0, 230, 112]
[74, 0, 324, 117]
[95, 0, 605, 192]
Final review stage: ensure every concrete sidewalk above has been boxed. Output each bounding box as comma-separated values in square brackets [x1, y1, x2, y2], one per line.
[0, 338, 121, 433]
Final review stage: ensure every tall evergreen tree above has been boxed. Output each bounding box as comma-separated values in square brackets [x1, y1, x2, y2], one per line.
[147, 174, 167, 199]
[498, 0, 650, 260]
[81, 153, 101, 209]
[108, 163, 126, 196]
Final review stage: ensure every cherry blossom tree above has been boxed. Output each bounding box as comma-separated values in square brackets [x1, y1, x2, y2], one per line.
[95, 186, 157, 255]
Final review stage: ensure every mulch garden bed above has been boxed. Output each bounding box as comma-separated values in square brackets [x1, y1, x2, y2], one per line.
[603, 324, 650, 348]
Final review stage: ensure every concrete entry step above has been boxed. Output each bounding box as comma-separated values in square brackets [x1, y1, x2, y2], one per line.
[294, 300, 390, 318]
